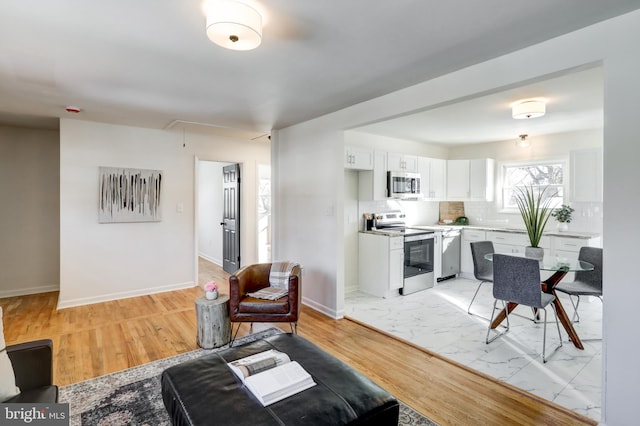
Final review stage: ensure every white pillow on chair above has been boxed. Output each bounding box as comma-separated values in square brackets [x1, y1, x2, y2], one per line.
[0, 307, 20, 401]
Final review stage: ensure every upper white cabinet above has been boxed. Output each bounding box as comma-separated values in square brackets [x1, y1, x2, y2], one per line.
[447, 160, 470, 199]
[418, 157, 446, 200]
[387, 152, 418, 172]
[358, 151, 388, 200]
[571, 148, 602, 202]
[344, 145, 374, 170]
[470, 158, 494, 201]
[447, 158, 494, 201]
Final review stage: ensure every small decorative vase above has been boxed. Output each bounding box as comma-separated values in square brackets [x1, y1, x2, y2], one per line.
[525, 246, 544, 261]
[205, 290, 218, 300]
[557, 222, 569, 232]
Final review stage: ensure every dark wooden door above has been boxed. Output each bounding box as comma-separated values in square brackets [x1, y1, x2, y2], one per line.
[222, 164, 240, 273]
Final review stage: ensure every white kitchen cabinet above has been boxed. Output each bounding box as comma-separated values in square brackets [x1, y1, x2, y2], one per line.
[387, 152, 418, 172]
[418, 157, 447, 200]
[358, 233, 404, 297]
[389, 245, 404, 290]
[344, 145, 374, 170]
[469, 158, 494, 201]
[571, 148, 603, 202]
[433, 231, 442, 279]
[487, 231, 550, 253]
[460, 229, 486, 278]
[430, 158, 447, 200]
[358, 151, 388, 200]
[447, 160, 470, 199]
[550, 235, 601, 282]
[488, 231, 552, 280]
[447, 158, 494, 201]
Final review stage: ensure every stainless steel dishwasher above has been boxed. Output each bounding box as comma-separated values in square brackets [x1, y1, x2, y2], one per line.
[439, 227, 461, 280]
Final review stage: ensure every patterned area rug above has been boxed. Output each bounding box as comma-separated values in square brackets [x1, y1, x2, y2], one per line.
[60, 328, 437, 425]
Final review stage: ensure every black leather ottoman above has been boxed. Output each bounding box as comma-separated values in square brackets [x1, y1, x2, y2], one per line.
[161, 333, 399, 425]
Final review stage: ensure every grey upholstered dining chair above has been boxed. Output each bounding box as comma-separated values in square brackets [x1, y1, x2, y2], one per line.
[486, 254, 563, 363]
[469, 241, 494, 319]
[554, 246, 603, 322]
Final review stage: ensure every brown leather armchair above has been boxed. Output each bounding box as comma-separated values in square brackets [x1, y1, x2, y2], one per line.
[229, 263, 301, 345]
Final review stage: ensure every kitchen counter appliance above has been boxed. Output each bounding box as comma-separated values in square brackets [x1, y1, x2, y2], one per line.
[387, 171, 422, 199]
[409, 224, 460, 281]
[371, 211, 435, 295]
[439, 227, 461, 280]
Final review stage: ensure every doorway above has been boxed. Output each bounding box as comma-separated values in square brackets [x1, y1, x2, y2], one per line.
[197, 160, 237, 270]
[257, 164, 271, 263]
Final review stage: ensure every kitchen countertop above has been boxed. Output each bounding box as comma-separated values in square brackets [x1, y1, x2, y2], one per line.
[361, 225, 599, 239]
[409, 225, 600, 239]
[359, 229, 406, 237]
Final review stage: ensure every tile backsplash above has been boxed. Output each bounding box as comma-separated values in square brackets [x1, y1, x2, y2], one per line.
[464, 201, 603, 234]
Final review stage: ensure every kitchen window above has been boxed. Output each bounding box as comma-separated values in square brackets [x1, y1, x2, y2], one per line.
[502, 161, 564, 210]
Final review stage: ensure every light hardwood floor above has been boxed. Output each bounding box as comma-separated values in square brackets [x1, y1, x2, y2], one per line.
[1, 258, 595, 426]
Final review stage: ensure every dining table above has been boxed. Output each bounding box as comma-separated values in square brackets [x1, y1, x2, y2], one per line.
[485, 253, 594, 350]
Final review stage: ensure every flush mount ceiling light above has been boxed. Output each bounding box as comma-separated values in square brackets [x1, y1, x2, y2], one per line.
[512, 99, 546, 119]
[205, 0, 262, 51]
[516, 134, 530, 148]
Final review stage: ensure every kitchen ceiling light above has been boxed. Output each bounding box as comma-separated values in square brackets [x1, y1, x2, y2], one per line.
[512, 100, 546, 119]
[205, 1, 262, 51]
[516, 134, 530, 148]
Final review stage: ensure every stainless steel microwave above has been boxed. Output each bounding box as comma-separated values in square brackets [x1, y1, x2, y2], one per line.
[387, 171, 422, 199]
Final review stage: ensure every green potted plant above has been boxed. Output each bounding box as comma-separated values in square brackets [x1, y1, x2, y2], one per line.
[513, 185, 554, 260]
[551, 204, 575, 232]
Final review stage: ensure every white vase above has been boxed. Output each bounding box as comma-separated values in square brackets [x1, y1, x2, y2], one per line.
[525, 246, 544, 261]
[205, 290, 218, 300]
[557, 222, 569, 232]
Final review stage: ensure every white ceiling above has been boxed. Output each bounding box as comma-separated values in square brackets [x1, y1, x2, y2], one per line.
[354, 65, 604, 145]
[0, 1, 637, 139]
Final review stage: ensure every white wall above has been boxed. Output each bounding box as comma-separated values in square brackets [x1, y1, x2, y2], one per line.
[198, 161, 231, 265]
[0, 125, 59, 297]
[272, 125, 343, 317]
[343, 170, 359, 293]
[59, 119, 270, 308]
[345, 130, 449, 158]
[273, 10, 640, 424]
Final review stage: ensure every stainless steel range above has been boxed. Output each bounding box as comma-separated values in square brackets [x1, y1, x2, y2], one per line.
[372, 211, 436, 295]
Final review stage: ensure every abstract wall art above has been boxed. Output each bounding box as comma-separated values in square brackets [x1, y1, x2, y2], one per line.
[98, 167, 162, 223]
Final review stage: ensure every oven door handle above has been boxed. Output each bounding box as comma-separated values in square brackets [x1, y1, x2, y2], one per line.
[404, 233, 435, 242]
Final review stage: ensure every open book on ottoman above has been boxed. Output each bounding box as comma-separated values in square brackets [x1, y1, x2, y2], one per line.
[228, 349, 316, 406]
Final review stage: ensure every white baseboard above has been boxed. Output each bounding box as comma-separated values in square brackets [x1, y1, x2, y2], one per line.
[344, 283, 359, 294]
[56, 281, 196, 310]
[0, 284, 59, 299]
[302, 296, 342, 320]
[198, 253, 222, 266]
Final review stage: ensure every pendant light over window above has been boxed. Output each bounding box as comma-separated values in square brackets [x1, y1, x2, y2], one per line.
[516, 134, 530, 148]
[205, 1, 263, 51]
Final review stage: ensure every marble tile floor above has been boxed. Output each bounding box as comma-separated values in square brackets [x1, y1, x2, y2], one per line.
[344, 277, 603, 421]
